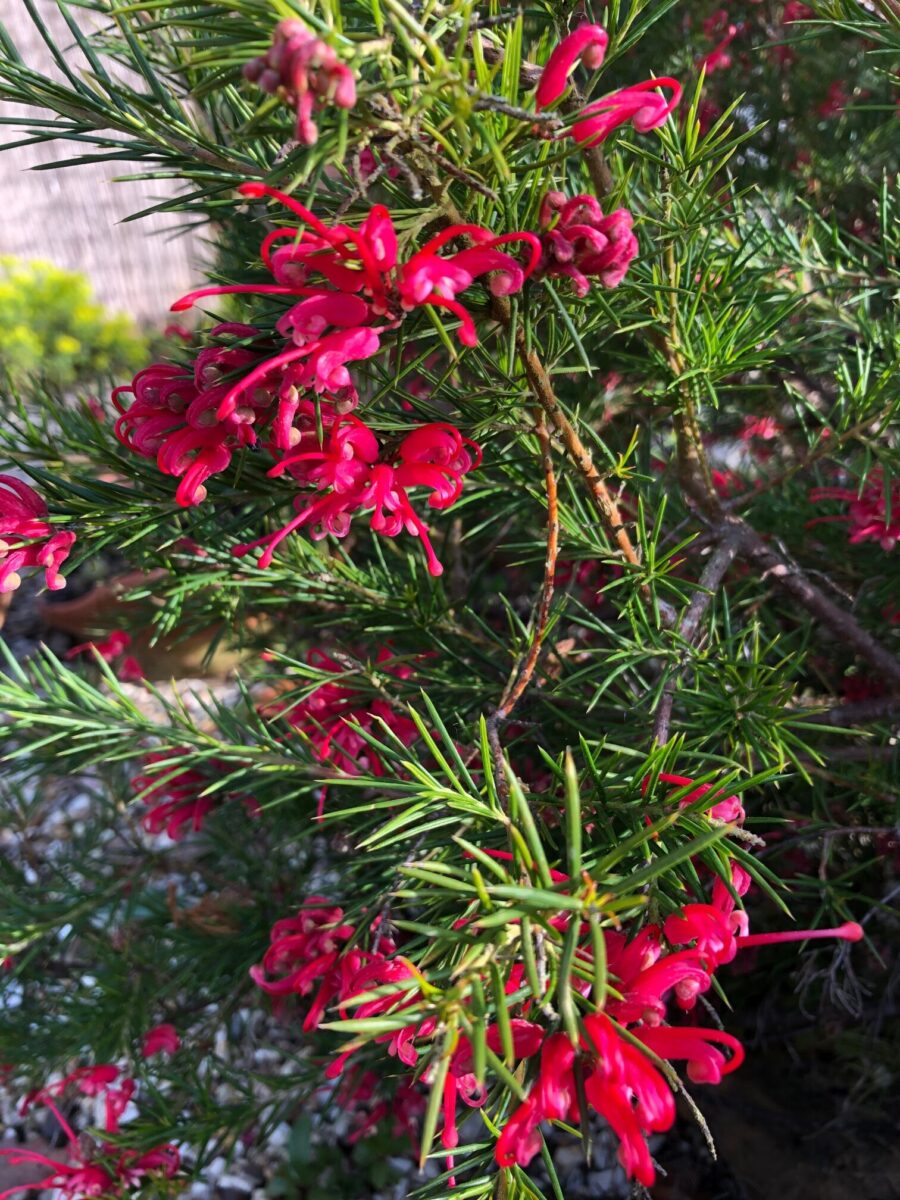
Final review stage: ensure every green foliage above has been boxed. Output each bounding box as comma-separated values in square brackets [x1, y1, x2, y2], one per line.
[0, 0, 897, 1197]
[0, 257, 146, 389]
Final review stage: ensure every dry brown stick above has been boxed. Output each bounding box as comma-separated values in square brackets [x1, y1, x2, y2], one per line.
[498, 413, 559, 720]
[733, 518, 900, 691]
[489, 291, 644, 573]
[797, 694, 900, 728]
[652, 533, 742, 744]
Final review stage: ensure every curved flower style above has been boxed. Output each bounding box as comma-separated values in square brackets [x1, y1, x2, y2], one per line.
[236, 416, 481, 576]
[810, 469, 900, 550]
[649, 771, 746, 824]
[243, 19, 356, 145]
[65, 630, 144, 683]
[171, 182, 541, 420]
[700, 22, 739, 74]
[495, 1015, 743, 1185]
[0, 475, 75, 593]
[536, 192, 638, 294]
[535, 23, 609, 110]
[570, 78, 683, 146]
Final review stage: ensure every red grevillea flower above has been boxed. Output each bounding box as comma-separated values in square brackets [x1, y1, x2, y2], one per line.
[21, 1067, 134, 1138]
[0, 1081, 179, 1200]
[132, 750, 259, 840]
[66, 630, 132, 662]
[569, 78, 682, 146]
[642, 772, 746, 824]
[338, 1070, 426, 1147]
[0, 475, 75, 594]
[783, 1, 814, 19]
[172, 182, 541, 399]
[262, 647, 418, 817]
[536, 192, 638, 294]
[495, 1015, 742, 1185]
[699, 23, 739, 74]
[65, 630, 144, 682]
[141, 1024, 180, 1058]
[810, 469, 900, 550]
[740, 414, 782, 441]
[818, 80, 850, 118]
[250, 899, 417, 1043]
[243, 19, 356, 145]
[535, 23, 609, 110]
[236, 416, 481, 576]
[112, 324, 276, 507]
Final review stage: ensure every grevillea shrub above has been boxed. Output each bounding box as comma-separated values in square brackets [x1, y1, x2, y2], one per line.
[0, 3, 896, 1199]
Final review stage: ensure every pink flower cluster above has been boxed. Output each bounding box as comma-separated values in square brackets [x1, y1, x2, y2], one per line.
[173, 182, 540, 354]
[250, 897, 543, 1166]
[536, 192, 638, 294]
[2, 1066, 179, 1200]
[494, 851, 861, 1185]
[810, 469, 900, 551]
[534, 23, 682, 147]
[262, 647, 418, 819]
[66, 630, 143, 683]
[252, 772, 862, 1189]
[818, 80, 850, 118]
[131, 749, 259, 840]
[237, 416, 480, 576]
[113, 184, 543, 571]
[113, 323, 276, 508]
[242, 19, 356, 145]
[0, 475, 75, 594]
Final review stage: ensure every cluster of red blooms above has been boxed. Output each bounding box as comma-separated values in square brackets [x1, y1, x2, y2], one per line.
[262, 647, 418, 819]
[131, 749, 260, 841]
[0, 1065, 179, 1200]
[114, 183, 548, 573]
[810, 469, 900, 551]
[111, 25, 685, 572]
[249, 896, 542, 1173]
[252, 774, 862, 1187]
[65, 629, 143, 683]
[536, 192, 638, 294]
[0, 475, 75, 595]
[238, 416, 481, 577]
[535, 23, 682, 147]
[699, 9, 741, 75]
[242, 19, 355, 145]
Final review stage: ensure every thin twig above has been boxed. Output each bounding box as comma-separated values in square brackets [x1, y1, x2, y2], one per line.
[485, 713, 511, 810]
[652, 533, 742, 744]
[498, 414, 559, 719]
[796, 693, 900, 728]
[467, 87, 562, 127]
[492, 291, 645, 572]
[432, 189, 646, 580]
[732, 517, 900, 691]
